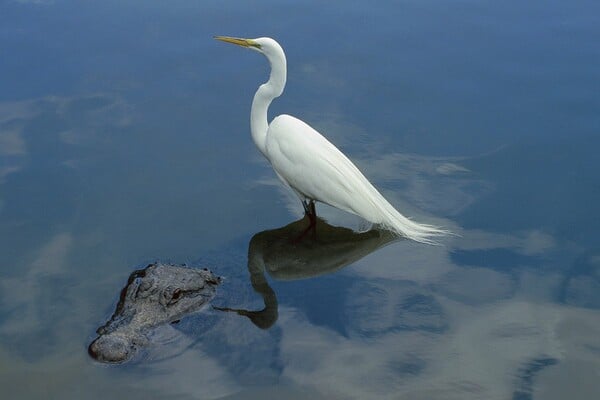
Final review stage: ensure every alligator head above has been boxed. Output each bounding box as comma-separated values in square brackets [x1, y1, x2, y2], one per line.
[88, 263, 221, 363]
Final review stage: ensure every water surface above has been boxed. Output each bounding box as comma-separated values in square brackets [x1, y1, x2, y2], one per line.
[1, 1, 599, 399]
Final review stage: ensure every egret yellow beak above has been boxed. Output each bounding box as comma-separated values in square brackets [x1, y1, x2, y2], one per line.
[214, 36, 261, 49]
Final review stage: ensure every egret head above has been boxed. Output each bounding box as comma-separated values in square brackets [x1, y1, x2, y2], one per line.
[214, 36, 262, 52]
[214, 35, 287, 107]
[214, 36, 285, 64]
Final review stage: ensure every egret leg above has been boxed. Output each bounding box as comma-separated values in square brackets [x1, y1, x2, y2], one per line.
[294, 200, 317, 242]
[309, 200, 316, 220]
[301, 199, 310, 214]
[301, 199, 317, 228]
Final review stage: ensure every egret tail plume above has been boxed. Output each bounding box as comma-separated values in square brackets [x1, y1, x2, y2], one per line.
[355, 181, 449, 244]
[374, 195, 448, 244]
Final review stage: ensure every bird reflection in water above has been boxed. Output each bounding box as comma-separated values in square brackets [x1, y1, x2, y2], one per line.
[214, 216, 397, 329]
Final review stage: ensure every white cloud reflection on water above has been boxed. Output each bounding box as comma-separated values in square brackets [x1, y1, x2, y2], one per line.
[275, 291, 600, 400]
[9, 108, 583, 400]
[0, 95, 598, 400]
[267, 238, 599, 399]
[1, 0, 598, 397]
[0, 99, 34, 188]
[244, 115, 600, 399]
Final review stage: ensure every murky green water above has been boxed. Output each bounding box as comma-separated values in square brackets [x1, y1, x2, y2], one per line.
[1, 1, 599, 399]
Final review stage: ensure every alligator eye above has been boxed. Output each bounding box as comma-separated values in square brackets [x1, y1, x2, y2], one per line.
[161, 287, 184, 306]
[172, 289, 182, 301]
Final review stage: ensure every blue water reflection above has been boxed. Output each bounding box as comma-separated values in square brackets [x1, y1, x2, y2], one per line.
[1, 0, 599, 399]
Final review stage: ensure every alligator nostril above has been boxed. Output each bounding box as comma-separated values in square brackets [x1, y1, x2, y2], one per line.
[88, 339, 99, 359]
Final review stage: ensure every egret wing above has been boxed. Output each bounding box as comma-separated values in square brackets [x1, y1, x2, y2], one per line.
[266, 114, 377, 217]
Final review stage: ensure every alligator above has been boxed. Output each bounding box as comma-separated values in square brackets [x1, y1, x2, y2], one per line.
[88, 263, 221, 363]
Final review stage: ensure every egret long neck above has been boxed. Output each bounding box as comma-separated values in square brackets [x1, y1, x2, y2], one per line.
[251, 52, 286, 157]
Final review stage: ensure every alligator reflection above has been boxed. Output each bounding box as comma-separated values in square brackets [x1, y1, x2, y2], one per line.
[215, 217, 397, 329]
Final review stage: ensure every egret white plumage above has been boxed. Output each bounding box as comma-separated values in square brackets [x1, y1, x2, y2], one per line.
[215, 36, 448, 244]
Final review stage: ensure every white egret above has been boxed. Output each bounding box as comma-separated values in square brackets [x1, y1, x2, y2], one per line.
[215, 36, 448, 244]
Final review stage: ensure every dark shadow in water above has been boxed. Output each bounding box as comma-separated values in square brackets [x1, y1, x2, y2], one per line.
[512, 357, 558, 400]
[215, 216, 397, 329]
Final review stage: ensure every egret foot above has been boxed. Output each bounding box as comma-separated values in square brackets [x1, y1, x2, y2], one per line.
[294, 200, 317, 242]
